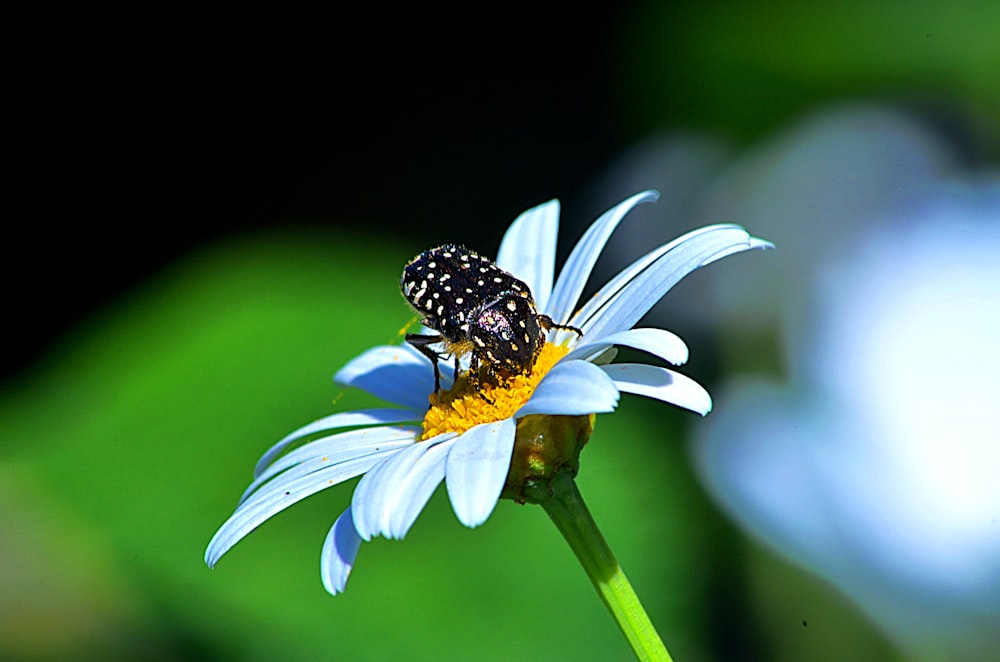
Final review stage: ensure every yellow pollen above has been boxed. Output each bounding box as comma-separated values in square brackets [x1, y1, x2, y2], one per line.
[420, 343, 570, 439]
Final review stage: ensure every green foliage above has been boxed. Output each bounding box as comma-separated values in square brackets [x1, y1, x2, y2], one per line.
[615, 0, 1000, 141]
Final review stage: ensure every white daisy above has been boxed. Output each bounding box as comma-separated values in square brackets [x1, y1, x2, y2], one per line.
[205, 190, 773, 595]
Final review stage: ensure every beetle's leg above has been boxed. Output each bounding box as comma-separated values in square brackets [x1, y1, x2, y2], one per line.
[405, 333, 444, 393]
[467, 352, 495, 404]
[538, 314, 582, 338]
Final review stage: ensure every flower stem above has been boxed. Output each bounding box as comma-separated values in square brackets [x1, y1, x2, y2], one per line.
[530, 470, 673, 662]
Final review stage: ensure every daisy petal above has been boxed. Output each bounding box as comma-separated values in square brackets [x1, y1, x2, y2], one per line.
[242, 426, 419, 505]
[579, 225, 770, 341]
[253, 409, 421, 478]
[320, 507, 362, 595]
[564, 234, 691, 335]
[515, 359, 620, 417]
[496, 199, 559, 310]
[562, 327, 689, 366]
[334, 345, 436, 410]
[546, 190, 660, 325]
[385, 441, 452, 539]
[601, 363, 713, 415]
[749, 237, 776, 252]
[206, 450, 398, 568]
[351, 435, 455, 541]
[445, 418, 518, 528]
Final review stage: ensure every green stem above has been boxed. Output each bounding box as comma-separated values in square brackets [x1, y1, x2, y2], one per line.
[529, 470, 673, 662]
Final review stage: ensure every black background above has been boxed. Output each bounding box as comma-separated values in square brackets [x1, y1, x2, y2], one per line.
[7, 13, 636, 380]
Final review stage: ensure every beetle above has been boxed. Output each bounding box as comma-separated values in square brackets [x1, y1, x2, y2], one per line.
[400, 243, 579, 393]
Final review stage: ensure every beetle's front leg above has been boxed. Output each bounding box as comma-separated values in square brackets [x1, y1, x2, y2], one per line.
[538, 314, 582, 338]
[405, 333, 445, 393]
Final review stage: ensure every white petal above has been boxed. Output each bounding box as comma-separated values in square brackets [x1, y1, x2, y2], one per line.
[445, 418, 517, 528]
[334, 345, 435, 410]
[320, 508, 362, 595]
[351, 435, 455, 541]
[496, 199, 559, 310]
[562, 327, 689, 366]
[601, 363, 713, 415]
[205, 449, 400, 568]
[577, 225, 771, 341]
[515, 359, 620, 417]
[242, 426, 419, 505]
[546, 191, 660, 325]
[749, 237, 776, 252]
[253, 408, 421, 478]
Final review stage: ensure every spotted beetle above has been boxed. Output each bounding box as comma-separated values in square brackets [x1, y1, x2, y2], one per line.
[400, 243, 580, 394]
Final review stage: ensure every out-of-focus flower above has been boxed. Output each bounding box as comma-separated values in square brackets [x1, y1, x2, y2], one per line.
[594, 103, 1000, 659]
[589, 105, 972, 334]
[205, 191, 771, 596]
[695, 187, 1000, 659]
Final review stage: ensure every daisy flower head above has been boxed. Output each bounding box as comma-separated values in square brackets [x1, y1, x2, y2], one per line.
[205, 190, 773, 596]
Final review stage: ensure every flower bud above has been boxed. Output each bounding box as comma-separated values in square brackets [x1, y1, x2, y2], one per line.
[501, 413, 595, 503]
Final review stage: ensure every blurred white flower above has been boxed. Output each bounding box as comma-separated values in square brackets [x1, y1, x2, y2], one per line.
[694, 187, 1000, 658]
[593, 103, 1000, 658]
[589, 105, 968, 334]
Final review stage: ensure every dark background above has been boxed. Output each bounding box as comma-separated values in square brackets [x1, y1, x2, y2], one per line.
[8, 13, 633, 380]
[12, 4, 996, 382]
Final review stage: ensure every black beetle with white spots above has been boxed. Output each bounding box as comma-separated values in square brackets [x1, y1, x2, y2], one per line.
[401, 243, 579, 394]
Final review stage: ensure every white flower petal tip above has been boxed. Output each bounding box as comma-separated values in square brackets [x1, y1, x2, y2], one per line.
[496, 199, 559, 311]
[446, 418, 518, 528]
[351, 437, 453, 541]
[204, 540, 221, 569]
[321, 509, 362, 596]
[563, 327, 689, 366]
[573, 224, 773, 341]
[546, 190, 660, 324]
[515, 360, 620, 417]
[601, 363, 713, 416]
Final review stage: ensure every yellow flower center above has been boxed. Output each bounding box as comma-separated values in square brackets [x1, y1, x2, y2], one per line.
[420, 343, 569, 439]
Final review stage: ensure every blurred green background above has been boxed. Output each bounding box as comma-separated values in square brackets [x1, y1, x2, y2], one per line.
[4, 2, 997, 660]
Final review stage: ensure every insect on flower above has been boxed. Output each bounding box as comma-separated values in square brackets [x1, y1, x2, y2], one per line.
[401, 243, 580, 393]
[204, 190, 774, 600]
